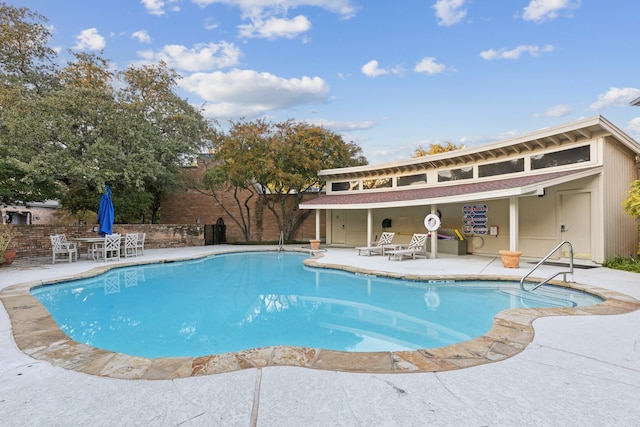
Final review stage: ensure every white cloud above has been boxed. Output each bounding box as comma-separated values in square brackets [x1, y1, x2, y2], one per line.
[480, 44, 554, 60]
[180, 69, 330, 118]
[589, 87, 640, 110]
[204, 17, 219, 30]
[627, 117, 640, 138]
[132, 30, 152, 44]
[238, 15, 311, 39]
[306, 119, 375, 132]
[137, 42, 242, 72]
[192, 0, 357, 18]
[361, 60, 402, 78]
[522, 0, 580, 23]
[141, 0, 181, 15]
[192, 0, 356, 39]
[74, 28, 106, 50]
[534, 104, 572, 118]
[414, 57, 447, 75]
[432, 0, 467, 26]
[361, 60, 387, 77]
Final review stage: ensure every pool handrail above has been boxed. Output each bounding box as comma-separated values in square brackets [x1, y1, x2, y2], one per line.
[520, 241, 574, 292]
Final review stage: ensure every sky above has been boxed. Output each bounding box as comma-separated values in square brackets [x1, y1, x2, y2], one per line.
[8, 0, 640, 165]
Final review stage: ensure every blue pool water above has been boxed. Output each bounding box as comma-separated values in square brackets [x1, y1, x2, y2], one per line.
[31, 252, 602, 358]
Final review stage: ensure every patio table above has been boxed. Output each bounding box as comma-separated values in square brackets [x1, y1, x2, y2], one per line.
[71, 237, 105, 261]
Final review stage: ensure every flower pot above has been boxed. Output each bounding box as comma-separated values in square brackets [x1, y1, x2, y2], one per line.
[1, 249, 16, 266]
[309, 240, 321, 250]
[499, 250, 522, 268]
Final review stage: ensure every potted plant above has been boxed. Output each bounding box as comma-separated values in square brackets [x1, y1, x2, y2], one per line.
[0, 225, 16, 266]
[499, 249, 522, 268]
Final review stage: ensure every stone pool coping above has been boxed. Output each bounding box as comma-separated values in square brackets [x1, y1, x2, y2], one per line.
[1, 249, 638, 380]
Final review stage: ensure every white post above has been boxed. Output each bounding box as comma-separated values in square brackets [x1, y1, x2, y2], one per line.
[367, 209, 373, 245]
[430, 205, 438, 259]
[315, 209, 321, 241]
[509, 197, 519, 251]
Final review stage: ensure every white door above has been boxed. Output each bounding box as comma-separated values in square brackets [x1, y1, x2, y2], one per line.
[559, 191, 592, 259]
[332, 210, 346, 244]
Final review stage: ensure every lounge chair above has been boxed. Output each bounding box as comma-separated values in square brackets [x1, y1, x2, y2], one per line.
[356, 232, 395, 256]
[387, 233, 428, 261]
[124, 233, 138, 258]
[50, 234, 78, 264]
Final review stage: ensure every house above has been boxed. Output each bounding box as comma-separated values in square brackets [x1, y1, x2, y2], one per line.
[300, 116, 640, 263]
[1, 200, 60, 225]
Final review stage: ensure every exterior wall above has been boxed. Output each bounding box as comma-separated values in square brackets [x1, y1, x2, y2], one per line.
[160, 165, 325, 242]
[5, 224, 203, 259]
[602, 136, 640, 258]
[325, 176, 607, 260]
[1, 204, 59, 225]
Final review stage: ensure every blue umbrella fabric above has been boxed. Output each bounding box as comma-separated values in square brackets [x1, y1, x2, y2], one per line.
[97, 185, 114, 237]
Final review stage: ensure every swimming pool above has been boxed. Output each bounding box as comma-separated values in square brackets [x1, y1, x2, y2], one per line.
[31, 251, 603, 359]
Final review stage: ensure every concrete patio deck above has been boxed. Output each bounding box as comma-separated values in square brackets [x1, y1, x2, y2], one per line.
[1, 245, 639, 426]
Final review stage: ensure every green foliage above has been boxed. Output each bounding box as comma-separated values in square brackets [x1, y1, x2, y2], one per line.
[412, 141, 464, 157]
[623, 180, 640, 219]
[198, 119, 368, 241]
[622, 180, 640, 255]
[602, 256, 640, 273]
[0, 4, 212, 223]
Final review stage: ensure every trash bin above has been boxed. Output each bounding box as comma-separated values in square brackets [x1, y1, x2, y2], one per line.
[204, 224, 215, 245]
[214, 218, 226, 244]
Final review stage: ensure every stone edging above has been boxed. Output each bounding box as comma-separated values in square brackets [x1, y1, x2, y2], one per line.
[1, 249, 638, 380]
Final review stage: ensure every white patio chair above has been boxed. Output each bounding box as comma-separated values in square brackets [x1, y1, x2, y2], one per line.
[355, 232, 395, 256]
[387, 233, 428, 261]
[99, 233, 121, 262]
[50, 234, 78, 264]
[124, 233, 138, 258]
[136, 232, 145, 256]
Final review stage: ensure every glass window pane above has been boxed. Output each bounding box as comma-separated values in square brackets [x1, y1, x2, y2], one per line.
[331, 181, 359, 191]
[398, 173, 427, 186]
[438, 167, 473, 182]
[478, 158, 524, 177]
[531, 145, 590, 170]
[363, 177, 392, 190]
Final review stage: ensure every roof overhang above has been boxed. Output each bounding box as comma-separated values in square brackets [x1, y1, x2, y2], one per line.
[317, 116, 639, 181]
[300, 167, 601, 210]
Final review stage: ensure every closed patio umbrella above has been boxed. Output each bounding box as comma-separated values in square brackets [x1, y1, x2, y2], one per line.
[97, 185, 114, 237]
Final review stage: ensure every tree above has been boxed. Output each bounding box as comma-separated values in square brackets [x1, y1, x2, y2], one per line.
[0, 3, 61, 204]
[412, 141, 464, 157]
[198, 119, 270, 241]
[198, 119, 367, 241]
[0, 4, 212, 223]
[623, 180, 640, 254]
[257, 120, 366, 240]
[118, 61, 212, 222]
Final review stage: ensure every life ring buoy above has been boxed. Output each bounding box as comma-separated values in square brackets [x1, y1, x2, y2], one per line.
[424, 213, 441, 231]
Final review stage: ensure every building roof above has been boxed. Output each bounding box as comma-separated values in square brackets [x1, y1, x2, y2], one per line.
[318, 115, 639, 181]
[300, 167, 601, 209]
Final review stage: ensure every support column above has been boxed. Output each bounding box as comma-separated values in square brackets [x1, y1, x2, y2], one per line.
[367, 209, 373, 245]
[315, 209, 321, 241]
[509, 197, 519, 251]
[430, 205, 438, 259]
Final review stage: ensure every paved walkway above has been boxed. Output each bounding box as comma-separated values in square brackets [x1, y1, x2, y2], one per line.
[1, 246, 639, 426]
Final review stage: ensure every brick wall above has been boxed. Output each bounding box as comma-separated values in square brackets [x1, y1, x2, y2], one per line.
[4, 224, 203, 259]
[160, 163, 326, 242]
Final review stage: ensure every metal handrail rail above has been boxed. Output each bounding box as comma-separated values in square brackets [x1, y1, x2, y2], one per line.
[520, 241, 574, 291]
[278, 231, 284, 252]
